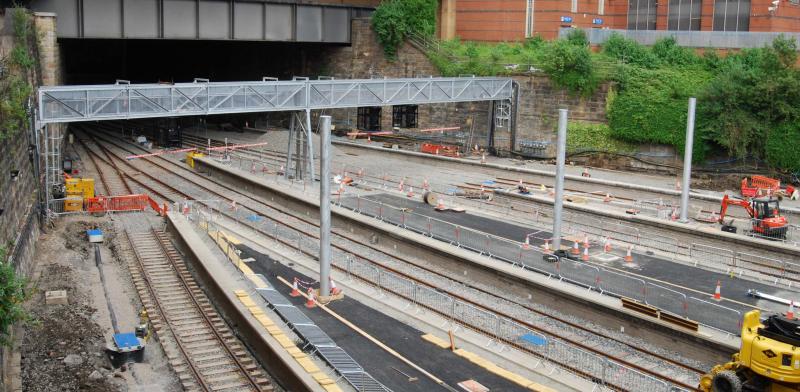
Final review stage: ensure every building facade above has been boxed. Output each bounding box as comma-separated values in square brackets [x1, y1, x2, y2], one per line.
[440, 0, 800, 40]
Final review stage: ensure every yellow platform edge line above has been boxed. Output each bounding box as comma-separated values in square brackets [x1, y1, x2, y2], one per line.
[425, 336, 558, 392]
[235, 291, 340, 391]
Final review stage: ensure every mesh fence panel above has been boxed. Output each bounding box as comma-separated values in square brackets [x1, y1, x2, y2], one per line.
[646, 283, 687, 317]
[687, 297, 742, 335]
[558, 258, 599, 288]
[598, 270, 646, 302]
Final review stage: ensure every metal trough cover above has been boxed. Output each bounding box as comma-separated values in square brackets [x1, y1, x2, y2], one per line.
[256, 288, 293, 306]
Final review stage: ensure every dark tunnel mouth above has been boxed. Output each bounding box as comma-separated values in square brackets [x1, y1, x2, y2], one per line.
[59, 38, 346, 85]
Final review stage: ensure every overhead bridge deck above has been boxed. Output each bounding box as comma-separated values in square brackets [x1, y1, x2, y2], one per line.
[36, 77, 514, 125]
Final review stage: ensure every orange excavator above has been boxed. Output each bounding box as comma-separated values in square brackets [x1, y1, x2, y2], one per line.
[719, 194, 789, 240]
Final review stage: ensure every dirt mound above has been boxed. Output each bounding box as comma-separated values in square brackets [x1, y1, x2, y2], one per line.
[21, 263, 125, 392]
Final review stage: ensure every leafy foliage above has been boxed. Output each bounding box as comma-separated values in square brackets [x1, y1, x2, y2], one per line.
[409, 27, 800, 170]
[766, 122, 800, 172]
[602, 33, 660, 68]
[608, 66, 712, 159]
[567, 122, 635, 153]
[0, 246, 30, 347]
[0, 8, 35, 141]
[540, 39, 598, 96]
[372, 0, 436, 59]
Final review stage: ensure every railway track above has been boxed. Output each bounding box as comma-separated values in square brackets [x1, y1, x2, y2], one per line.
[177, 130, 800, 285]
[120, 229, 272, 392]
[76, 124, 706, 391]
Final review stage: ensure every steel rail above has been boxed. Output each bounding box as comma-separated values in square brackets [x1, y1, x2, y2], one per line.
[123, 230, 213, 391]
[83, 127, 703, 391]
[151, 229, 264, 391]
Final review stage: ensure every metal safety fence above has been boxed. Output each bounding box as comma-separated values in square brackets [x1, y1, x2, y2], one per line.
[180, 194, 690, 392]
[335, 195, 744, 335]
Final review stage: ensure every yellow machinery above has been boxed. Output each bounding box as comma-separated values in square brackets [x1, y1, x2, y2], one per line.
[63, 176, 95, 212]
[186, 151, 204, 169]
[700, 310, 800, 391]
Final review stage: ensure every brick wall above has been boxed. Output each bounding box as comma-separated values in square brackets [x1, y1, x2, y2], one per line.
[449, 0, 800, 41]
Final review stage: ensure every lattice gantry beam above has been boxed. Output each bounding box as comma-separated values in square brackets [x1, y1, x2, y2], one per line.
[37, 77, 513, 126]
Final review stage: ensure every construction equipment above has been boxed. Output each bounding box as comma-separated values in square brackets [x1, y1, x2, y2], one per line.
[699, 310, 800, 392]
[62, 173, 95, 211]
[719, 194, 788, 240]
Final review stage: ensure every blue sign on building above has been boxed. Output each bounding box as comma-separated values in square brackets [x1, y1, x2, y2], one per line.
[593, 18, 604, 25]
[561, 16, 573, 23]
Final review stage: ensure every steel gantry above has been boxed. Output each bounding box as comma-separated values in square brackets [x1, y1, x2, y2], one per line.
[37, 77, 513, 125]
[36, 76, 513, 187]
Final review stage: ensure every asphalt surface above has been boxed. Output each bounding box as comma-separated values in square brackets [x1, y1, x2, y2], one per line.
[238, 244, 528, 392]
[351, 193, 797, 316]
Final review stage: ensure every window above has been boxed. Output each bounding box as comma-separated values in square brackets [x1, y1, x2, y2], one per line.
[392, 105, 418, 128]
[713, 0, 750, 31]
[668, 0, 702, 30]
[357, 107, 381, 132]
[628, 0, 657, 30]
[571, 0, 578, 13]
[599, 0, 606, 16]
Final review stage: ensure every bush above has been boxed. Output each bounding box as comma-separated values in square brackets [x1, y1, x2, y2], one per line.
[372, 0, 437, 59]
[540, 39, 598, 95]
[565, 29, 588, 47]
[602, 33, 660, 68]
[651, 37, 699, 66]
[607, 66, 711, 159]
[567, 122, 635, 153]
[766, 122, 800, 171]
[0, 246, 30, 346]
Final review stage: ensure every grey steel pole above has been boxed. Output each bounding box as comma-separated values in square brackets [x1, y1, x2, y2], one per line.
[552, 109, 568, 251]
[305, 109, 316, 182]
[285, 113, 295, 179]
[679, 97, 696, 223]
[319, 115, 332, 297]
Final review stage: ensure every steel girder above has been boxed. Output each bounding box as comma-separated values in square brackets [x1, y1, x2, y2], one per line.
[37, 77, 513, 126]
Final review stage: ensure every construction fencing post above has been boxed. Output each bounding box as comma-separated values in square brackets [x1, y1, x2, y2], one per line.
[679, 97, 696, 223]
[552, 109, 568, 251]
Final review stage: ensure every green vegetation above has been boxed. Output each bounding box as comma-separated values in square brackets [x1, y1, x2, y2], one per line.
[0, 246, 30, 346]
[372, 19, 800, 171]
[0, 8, 36, 141]
[372, 0, 437, 59]
[567, 122, 635, 154]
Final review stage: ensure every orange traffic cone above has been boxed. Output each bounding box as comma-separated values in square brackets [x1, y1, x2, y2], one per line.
[712, 280, 722, 301]
[423, 178, 429, 190]
[407, 187, 415, 198]
[581, 246, 590, 261]
[603, 237, 612, 253]
[788, 301, 796, 320]
[305, 288, 316, 308]
[543, 239, 552, 254]
[603, 193, 612, 203]
[624, 245, 633, 263]
[522, 236, 531, 250]
[583, 234, 590, 249]
[571, 241, 580, 255]
[330, 278, 342, 296]
[367, 134, 372, 143]
[582, 168, 591, 178]
[435, 198, 446, 211]
[290, 278, 301, 297]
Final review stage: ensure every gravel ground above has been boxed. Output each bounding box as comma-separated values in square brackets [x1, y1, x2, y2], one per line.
[19, 215, 180, 390]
